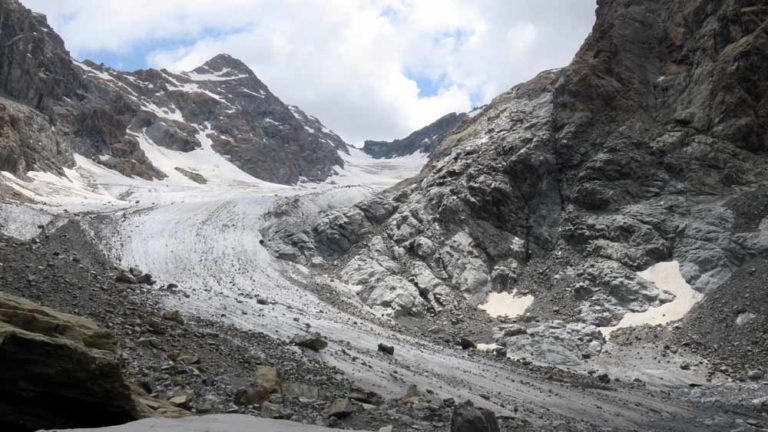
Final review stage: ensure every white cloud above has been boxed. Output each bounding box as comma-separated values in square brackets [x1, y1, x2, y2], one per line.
[23, 0, 596, 144]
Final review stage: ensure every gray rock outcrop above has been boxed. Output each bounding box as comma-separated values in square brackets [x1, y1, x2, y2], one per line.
[266, 0, 768, 337]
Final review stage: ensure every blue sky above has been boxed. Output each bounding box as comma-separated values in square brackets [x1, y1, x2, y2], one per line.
[26, 0, 596, 144]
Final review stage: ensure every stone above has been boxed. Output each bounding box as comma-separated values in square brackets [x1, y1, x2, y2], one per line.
[402, 384, 421, 403]
[129, 267, 143, 277]
[162, 310, 185, 325]
[282, 382, 319, 402]
[450, 400, 500, 432]
[0, 292, 140, 430]
[234, 366, 281, 405]
[193, 395, 220, 414]
[135, 273, 155, 285]
[115, 271, 137, 284]
[459, 338, 476, 350]
[261, 402, 286, 419]
[291, 333, 328, 351]
[325, 398, 356, 418]
[377, 343, 394, 355]
[501, 324, 527, 337]
[168, 393, 194, 409]
[178, 355, 200, 365]
[747, 369, 764, 381]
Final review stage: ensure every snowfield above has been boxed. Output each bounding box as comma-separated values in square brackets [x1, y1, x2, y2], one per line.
[0, 145, 727, 430]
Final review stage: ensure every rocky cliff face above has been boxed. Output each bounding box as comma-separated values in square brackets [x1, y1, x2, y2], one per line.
[0, 0, 348, 185]
[267, 0, 768, 364]
[362, 112, 467, 159]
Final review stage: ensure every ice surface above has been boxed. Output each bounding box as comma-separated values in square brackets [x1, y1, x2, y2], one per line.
[478, 291, 535, 319]
[601, 261, 703, 337]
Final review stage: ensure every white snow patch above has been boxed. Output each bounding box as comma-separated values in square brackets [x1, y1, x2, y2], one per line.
[162, 72, 231, 105]
[601, 261, 703, 337]
[240, 88, 266, 98]
[477, 343, 503, 352]
[72, 61, 114, 82]
[479, 291, 534, 319]
[185, 68, 250, 82]
[131, 126, 279, 188]
[1, 168, 118, 206]
[140, 101, 184, 122]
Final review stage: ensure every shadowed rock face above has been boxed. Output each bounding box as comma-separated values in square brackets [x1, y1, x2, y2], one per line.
[0, 0, 348, 185]
[0, 292, 139, 431]
[363, 112, 467, 159]
[267, 0, 768, 336]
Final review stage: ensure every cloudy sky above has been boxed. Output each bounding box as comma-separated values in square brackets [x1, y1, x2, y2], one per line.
[24, 0, 596, 144]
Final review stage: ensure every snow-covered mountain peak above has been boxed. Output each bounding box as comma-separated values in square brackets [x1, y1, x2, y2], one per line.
[191, 53, 256, 78]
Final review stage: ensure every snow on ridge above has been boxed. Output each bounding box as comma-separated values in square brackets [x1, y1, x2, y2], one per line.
[185, 67, 251, 82]
[129, 125, 276, 188]
[73, 61, 141, 98]
[240, 88, 266, 98]
[140, 101, 185, 122]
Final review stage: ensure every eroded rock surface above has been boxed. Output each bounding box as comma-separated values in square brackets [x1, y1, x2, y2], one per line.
[0, 292, 139, 431]
[265, 0, 768, 368]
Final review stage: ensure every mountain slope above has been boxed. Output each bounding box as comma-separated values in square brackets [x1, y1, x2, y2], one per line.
[362, 112, 467, 159]
[0, 0, 347, 185]
[268, 0, 768, 371]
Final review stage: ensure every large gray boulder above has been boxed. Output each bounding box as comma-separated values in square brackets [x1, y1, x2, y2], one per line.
[450, 400, 499, 432]
[0, 292, 141, 431]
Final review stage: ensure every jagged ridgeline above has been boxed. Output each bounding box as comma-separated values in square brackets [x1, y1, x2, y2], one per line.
[266, 0, 768, 367]
[0, 0, 350, 185]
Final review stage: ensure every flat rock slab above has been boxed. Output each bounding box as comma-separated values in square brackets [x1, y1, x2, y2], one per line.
[43, 414, 371, 432]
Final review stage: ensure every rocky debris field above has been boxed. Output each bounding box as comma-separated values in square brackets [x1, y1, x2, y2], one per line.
[676, 256, 768, 377]
[0, 220, 545, 432]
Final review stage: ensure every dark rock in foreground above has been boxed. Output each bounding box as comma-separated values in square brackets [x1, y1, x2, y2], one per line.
[450, 400, 499, 432]
[0, 292, 139, 431]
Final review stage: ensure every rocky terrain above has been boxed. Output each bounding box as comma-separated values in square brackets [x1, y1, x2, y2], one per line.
[0, 0, 347, 185]
[0, 0, 767, 431]
[362, 113, 467, 159]
[265, 0, 768, 375]
[0, 222, 485, 432]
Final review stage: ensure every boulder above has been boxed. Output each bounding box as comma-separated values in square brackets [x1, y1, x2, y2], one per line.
[459, 338, 476, 350]
[115, 271, 137, 284]
[260, 402, 286, 419]
[0, 292, 140, 431]
[291, 333, 328, 351]
[162, 310, 185, 325]
[325, 398, 356, 418]
[135, 273, 155, 285]
[282, 383, 319, 402]
[450, 400, 500, 432]
[233, 366, 282, 406]
[377, 343, 394, 355]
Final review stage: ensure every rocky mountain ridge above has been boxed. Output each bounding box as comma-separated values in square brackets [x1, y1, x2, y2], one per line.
[362, 112, 467, 159]
[0, 0, 348, 185]
[266, 0, 768, 370]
